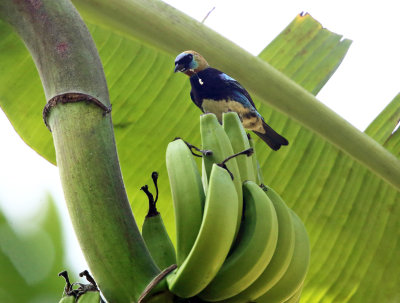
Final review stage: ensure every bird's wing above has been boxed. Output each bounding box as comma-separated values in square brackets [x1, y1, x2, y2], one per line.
[218, 73, 257, 109]
[190, 90, 204, 111]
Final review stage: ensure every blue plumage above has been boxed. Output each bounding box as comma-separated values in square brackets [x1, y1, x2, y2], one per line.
[174, 50, 288, 150]
[218, 73, 236, 82]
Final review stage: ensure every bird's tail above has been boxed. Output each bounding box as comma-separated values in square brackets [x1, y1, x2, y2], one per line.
[253, 121, 289, 151]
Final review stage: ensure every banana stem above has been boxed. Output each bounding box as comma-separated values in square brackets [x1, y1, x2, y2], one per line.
[58, 271, 73, 294]
[218, 148, 254, 180]
[138, 265, 178, 303]
[174, 137, 213, 157]
[141, 171, 163, 217]
[141, 184, 159, 217]
[79, 270, 98, 289]
[220, 148, 254, 166]
[0, 0, 159, 301]
[152, 171, 160, 203]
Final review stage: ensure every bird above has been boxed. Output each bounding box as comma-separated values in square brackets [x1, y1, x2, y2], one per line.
[173, 50, 289, 151]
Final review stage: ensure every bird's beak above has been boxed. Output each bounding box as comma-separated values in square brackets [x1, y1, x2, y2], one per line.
[174, 63, 185, 73]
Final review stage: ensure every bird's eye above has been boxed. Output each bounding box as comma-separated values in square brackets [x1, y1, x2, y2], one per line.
[182, 54, 193, 65]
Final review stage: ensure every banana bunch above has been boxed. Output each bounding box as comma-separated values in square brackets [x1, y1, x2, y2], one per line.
[58, 271, 103, 303]
[145, 112, 310, 303]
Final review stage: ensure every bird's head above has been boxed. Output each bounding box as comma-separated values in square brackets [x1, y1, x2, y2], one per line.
[174, 50, 209, 76]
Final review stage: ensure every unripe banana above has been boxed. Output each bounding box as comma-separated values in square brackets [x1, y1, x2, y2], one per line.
[220, 186, 295, 303]
[166, 139, 205, 266]
[248, 134, 264, 185]
[141, 173, 176, 270]
[200, 113, 243, 234]
[167, 164, 239, 298]
[255, 210, 310, 303]
[258, 186, 297, 291]
[58, 295, 75, 303]
[142, 214, 176, 270]
[199, 181, 278, 301]
[76, 291, 101, 303]
[222, 112, 255, 182]
[281, 284, 303, 303]
[202, 158, 208, 193]
[141, 197, 176, 271]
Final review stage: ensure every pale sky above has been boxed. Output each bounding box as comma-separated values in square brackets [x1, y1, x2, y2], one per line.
[0, 0, 398, 273]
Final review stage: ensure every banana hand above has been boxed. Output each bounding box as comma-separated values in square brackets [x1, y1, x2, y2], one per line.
[220, 186, 296, 303]
[167, 164, 239, 298]
[255, 209, 310, 303]
[199, 181, 278, 301]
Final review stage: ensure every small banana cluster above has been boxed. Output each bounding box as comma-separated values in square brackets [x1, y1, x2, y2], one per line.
[57, 271, 103, 303]
[141, 112, 310, 303]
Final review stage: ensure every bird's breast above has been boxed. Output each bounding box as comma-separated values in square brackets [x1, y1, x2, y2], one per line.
[201, 98, 264, 132]
[201, 99, 250, 122]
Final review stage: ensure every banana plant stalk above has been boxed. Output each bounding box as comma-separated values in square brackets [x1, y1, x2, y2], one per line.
[0, 0, 160, 302]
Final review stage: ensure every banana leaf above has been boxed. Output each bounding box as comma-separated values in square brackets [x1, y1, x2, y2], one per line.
[0, 196, 68, 302]
[0, 1, 399, 302]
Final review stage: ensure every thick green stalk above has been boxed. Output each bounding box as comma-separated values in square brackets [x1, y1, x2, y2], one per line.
[49, 102, 159, 302]
[73, 0, 400, 190]
[0, 0, 159, 302]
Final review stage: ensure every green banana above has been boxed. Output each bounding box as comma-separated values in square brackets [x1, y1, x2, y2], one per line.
[281, 284, 303, 303]
[167, 164, 239, 298]
[202, 158, 208, 193]
[222, 112, 255, 182]
[76, 291, 101, 303]
[255, 210, 310, 303]
[200, 113, 243, 234]
[220, 186, 296, 303]
[248, 134, 264, 185]
[141, 172, 176, 270]
[199, 181, 278, 301]
[142, 213, 176, 270]
[166, 139, 205, 266]
[258, 186, 297, 291]
[59, 295, 75, 303]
